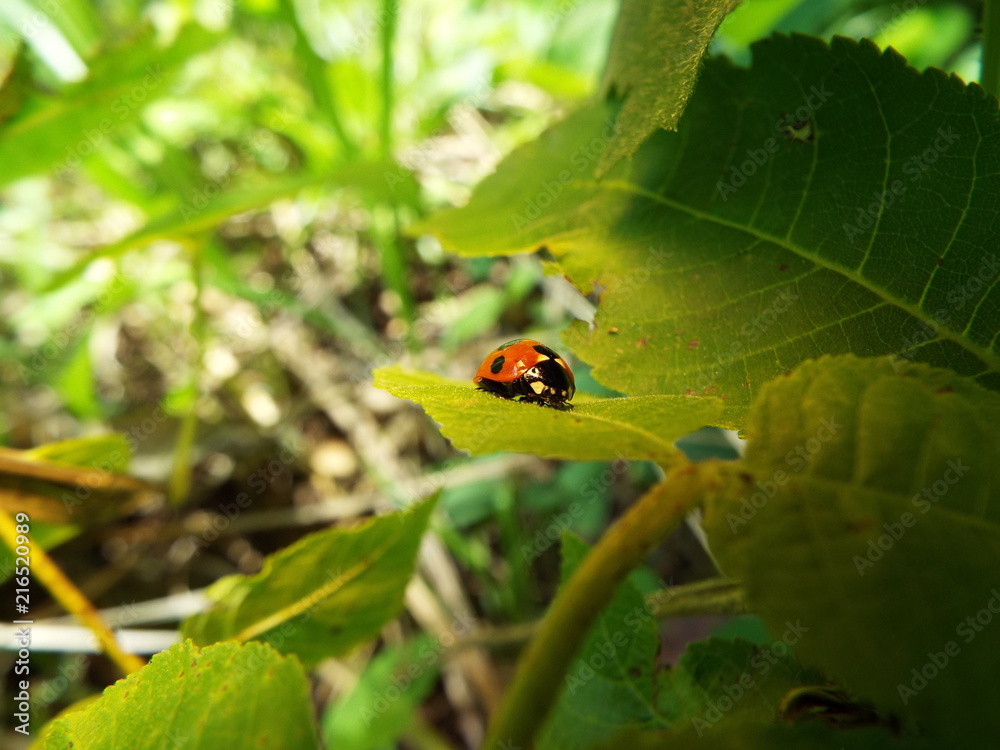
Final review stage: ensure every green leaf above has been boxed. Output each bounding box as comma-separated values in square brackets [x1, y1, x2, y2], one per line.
[321, 638, 439, 750]
[181, 497, 436, 667]
[47, 160, 419, 291]
[419, 35, 1000, 428]
[0, 434, 134, 581]
[542, 536, 819, 748]
[538, 533, 667, 748]
[0, 435, 152, 525]
[37, 641, 319, 749]
[25, 434, 131, 471]
[0, 27, 217, 187]
[52, 335, 99, 419]
[373, 366, 722, 463]
[598, 0, 739, 173]
[702, 355, 1000, 744]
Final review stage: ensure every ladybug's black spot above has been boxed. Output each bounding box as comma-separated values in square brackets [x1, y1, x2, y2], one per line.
[532, 344, 559, 359]
[490, 355, 505, 374]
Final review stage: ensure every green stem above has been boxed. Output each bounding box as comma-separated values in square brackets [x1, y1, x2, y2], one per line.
[380, 0, 399, 160]
[482, 460, 737, 750]
[375, 2, 413, 322]
[983, 0, 1000, 99]
[168, 248, 205, 505]
[646, 577, 747, 618]
[278, 0, 359, 157]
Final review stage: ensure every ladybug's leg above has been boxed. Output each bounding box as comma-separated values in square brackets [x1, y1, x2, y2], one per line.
[476, 379, 515, 399]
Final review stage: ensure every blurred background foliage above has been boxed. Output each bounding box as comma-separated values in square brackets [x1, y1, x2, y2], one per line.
[0, 0, 988, 745]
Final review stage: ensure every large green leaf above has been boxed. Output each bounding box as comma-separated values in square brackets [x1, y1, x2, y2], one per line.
[702, 355, 1000, 744]
[541, 534, 821, 748]
[598, 0, 739, 173]
[37, 641, 319, 749]
[181, 497, 436, 666]
[419, 35, 1000, 428]
[374, 366, 722, 463]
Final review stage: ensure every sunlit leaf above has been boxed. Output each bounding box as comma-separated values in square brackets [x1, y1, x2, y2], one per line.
[374, 366, 722, 464]
[38, 641, 319, 749]
[420, 36, 1000, 428]
[599, 0, 739, 172]
[182, 497, 436, 667]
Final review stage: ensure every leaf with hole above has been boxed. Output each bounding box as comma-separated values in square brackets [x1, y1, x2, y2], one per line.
[420, 35, 1000, 428]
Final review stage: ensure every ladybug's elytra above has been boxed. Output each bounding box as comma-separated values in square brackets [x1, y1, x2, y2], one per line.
[474, 338, 575, 409]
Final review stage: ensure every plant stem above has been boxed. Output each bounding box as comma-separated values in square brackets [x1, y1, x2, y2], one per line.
[168, 248, 205, 506]
[482, 460, 737, 750]
[380, 0, 398, 160]
[278, 0, 359, 157]
[646, 577, 747, 618]
[0, 509, 145, 676]
[376, 2, 415, 322]
[983, 0, 1000, 99]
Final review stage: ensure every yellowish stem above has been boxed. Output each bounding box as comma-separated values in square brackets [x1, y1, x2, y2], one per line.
[0, 509, 145, 676]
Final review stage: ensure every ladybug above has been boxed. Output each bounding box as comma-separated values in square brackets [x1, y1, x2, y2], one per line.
[474, 338, 575, 409]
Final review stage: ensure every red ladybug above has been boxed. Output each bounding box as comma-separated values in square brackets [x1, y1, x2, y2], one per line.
[474, 339, 575, 409]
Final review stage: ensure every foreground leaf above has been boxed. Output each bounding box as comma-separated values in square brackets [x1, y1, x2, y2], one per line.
[374, 366, 722, 463]
[37, 641, 318, 749]
[703, 355, 1000, 744]
[599, 0, 739, 173]
[182, 497, 436, 666]
[421, 35, 1000, 427]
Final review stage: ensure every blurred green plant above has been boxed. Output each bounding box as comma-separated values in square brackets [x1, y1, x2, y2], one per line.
[1, 0, 998, 748]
